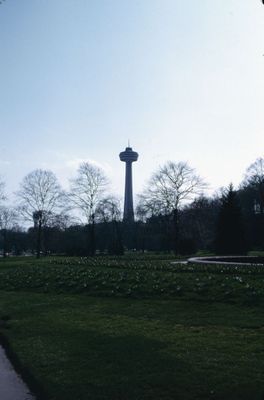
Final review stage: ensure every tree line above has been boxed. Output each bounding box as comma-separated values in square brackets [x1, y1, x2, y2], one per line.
[0, 157, 263, 257]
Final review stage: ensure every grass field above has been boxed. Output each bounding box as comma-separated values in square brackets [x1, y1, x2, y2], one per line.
[0, 256, 263, 400]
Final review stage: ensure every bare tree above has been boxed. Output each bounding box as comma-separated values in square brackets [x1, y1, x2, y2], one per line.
[138, 161, 207, 254]
[16, 169, 64, 258]
[95, 196, 123, 255]
[68, 162, 109, 256]
[0, 179, 16, 257]
[0, 207, 18, 257]
[244, 157, 264, 183]
[47, 212, 76, 230]
[0, 178, 6, 204]
[242, 157, 264, 214]
[95, 196, 121, 223]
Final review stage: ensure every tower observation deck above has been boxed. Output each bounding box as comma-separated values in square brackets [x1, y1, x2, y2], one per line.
[119, 146, 138, 222]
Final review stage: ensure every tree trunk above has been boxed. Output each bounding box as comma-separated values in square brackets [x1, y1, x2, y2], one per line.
[173, 208, 179, 255]
[36, 220, 42, 258]
[88, 215, 96, 256]
[112, 220, 124, 255]
[3, 229, 7, 258]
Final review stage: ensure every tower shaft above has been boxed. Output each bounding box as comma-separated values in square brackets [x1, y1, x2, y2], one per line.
[124, 161, 134, 222]
[119, 146, 138, 223]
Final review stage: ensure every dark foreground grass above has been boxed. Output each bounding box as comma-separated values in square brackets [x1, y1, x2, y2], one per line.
[0, 257, 263, 399]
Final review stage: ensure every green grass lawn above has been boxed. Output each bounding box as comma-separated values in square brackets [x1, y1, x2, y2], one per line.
[0, 256, 263, 400]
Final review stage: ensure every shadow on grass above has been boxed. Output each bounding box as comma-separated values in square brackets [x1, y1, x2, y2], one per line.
[43, 330, 192, 400]
[0, 292, 263, 400]
[19, 328, 264, 400]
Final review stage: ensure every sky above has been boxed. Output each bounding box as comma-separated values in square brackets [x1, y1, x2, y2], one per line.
[0, 0, 264, 204]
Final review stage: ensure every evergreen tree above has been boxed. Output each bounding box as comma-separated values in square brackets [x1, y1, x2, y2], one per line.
[215, 184, 247, 255]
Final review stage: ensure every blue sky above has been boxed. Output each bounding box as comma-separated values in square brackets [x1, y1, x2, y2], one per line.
[0, 0, 264, 202]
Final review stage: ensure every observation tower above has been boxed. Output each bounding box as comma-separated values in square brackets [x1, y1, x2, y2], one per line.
[119, 145, 138, 222]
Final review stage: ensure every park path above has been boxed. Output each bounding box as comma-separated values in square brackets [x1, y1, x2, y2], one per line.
[0, 345, 35, 400]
